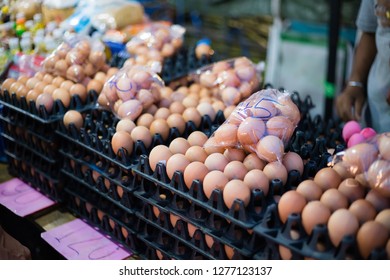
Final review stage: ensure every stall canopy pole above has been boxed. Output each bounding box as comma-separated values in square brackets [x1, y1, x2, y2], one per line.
[325, 0, 342, 120]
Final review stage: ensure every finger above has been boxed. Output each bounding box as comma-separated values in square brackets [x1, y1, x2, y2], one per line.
[354, 98, 365, 121]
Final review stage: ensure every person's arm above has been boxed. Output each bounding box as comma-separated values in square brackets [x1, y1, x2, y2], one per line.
[336, 31, 377, 121]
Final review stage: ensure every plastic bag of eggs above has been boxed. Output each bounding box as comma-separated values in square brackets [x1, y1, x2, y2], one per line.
[191, 56, 261, 106]
[125, 23, 185, 65]
[41, 34, 107, 83]
[101, 64, 164, 120]
[203, 88, 300, 163]
[332, 132, 390, 197]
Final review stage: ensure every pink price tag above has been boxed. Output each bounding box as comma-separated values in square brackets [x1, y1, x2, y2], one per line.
[0, 178, 56, 217]
[41, 219, 132, 260]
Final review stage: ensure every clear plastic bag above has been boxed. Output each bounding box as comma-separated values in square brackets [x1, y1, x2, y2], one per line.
[192, 56, 261, 106]
[331, 132, 390, 197]
[41, 34, 107, 83]
[204, 88, 300, 163]
[101, 64, 164, 120]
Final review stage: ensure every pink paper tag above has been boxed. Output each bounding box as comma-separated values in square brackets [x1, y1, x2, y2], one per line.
[41, 219, 132, 260]
[0, 178, 55, 217]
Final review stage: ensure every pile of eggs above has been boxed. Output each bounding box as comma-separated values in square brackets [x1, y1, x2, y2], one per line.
[41, 38, 108, 83]
[125, 24, 185, 68]
[196, 57, 260, 106]
[206, 88, 301, 163]
[342, 120, 377, 148]
[278, 165, 390, 259]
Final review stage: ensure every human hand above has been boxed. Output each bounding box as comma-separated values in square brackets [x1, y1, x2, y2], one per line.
[375, 0, 390, 27]
[336, 86, 366, 121]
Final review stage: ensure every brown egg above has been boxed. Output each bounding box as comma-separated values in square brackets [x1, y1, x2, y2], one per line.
[169, 101, 186, 114]
[349, 199, 377, 225]
[204, 153, 229, 171]
[196, 102, 216, 122]
[87, 79, 103, 93]
[154, 107, 171, 120]
[266, 116, 295, 143]
[237, 117, 266, 146]
[182, 107, 202, 128]
[366, 159, 390, 196]
[213, 123, 238, 148]
[378, 133, 390, 160]
[243, 153, 266, 171]
[54, 59, 68, 76]
[111, 131, 134, 155]
[301, 201, 331, 234]
[224, 160, 248, 180]
[66, 64, 85, 83]
[60, 80, 75, 91]
[169, 137, 191, 154]
[203, 170, 229, 199]
[357, 221, 389, 259]
[150, 119, 170, 141]
[187, 131, 209, 147]
[314, 167, 342, 191]
[221, 86, 241, 106]
[149, 145, 173, 172]
[117, 99, 143, 121]
[278, 190, 307, 223]
[166, 154, 191, 180]
[43, 84, 57, 95]
[327, 208, 359, 247]
[185, 146, 208, 163]
[69, 83, 87, 103]
[26, 89, 40, 102]
[296, 180, 323, 201]
[130, 126, 152, 148]
[275, 94, 301, 126]
[243, 169, 269, 195]
[137, 113, 154, 128]
[282, 151, 304, 176]
[52, 76, 65, 88]
[223, 148, 246, 162]
[116, 119, 136, 134]
[223, 179, 251, 210]
[25, 77, 40, 90]
[94, 71, 107, 83]
[166, 113, 186, 135]
[365, 189, 390, 212]
[256, 135, 284, 162]
[343, 143, 379, 175]
[1, 78, 16, 92]
[263, 161, 288, 185]
[183, 161, 209, 189]
[17, 75, 29, 85]
[333, 162, 354, 180]
[9, 81, 23, 94]
[63, 110, 83, 130]
[35, 92, 54, 113]
[52, 88, 71, 108]
[375, 209, 390, 232]
[337, 178, 365, 204]
[320, 189, 349, 213]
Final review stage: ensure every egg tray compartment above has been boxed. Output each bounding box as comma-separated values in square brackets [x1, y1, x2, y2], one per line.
[63, 186, 145, 258]
[6, 149, 63, 202]
[251, 203, 388, 260]
[57, 108, 225, 170]
[133, 154, 302, 231]
[109, 45, 215, 84]
[61, 156, 142, 215]
[135, 196, 268, 260]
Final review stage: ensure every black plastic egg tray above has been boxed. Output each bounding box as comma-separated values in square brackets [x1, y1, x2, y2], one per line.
[4, 141, 62, 202]
[252, 204, 388, 260]
[109, 45, 216, 84]
[0, 89, 99, 124]
[56, 108, 225, 170]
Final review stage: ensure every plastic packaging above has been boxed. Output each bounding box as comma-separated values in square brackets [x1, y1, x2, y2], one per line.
[331, 132, 390, 197]
[101, 64, 164, 120]
[204, 88, 301, 163]
[192, 57, 262, 106]
[41, 34, 107, 83]
[125, 23, 185, 69]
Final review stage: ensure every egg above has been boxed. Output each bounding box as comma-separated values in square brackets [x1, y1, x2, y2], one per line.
[1, 78, 16, 92]
[277, 190, 307, 223]
[52, 88, 71, 108]
[314, 167, 342, 191]
[185, 146, 208, 163]
[243, 153, 266, 171]
[365, 189, 390, 212]
[327, 208, 359, 247]
[149, 145, 173, 172]
[349, 199, 377, 225]
[166, 154, 191, 180]
[237, 117, 266, 146]
[337, 178, 365, 204]
[213, 123, 238, 148]
[203, 170, 229, 199]
[256, 135, 284, 162]
[166, 113, 186, 135]
[69, 83, 88, 103]
[301, 201, 331, 234]
[117, 99, 143, 121]
[263, 161, 288, 185]
[150, 119, 170, 141]
[130, 126, 152, 148]
[196, 102, 216, 122]
[357, 221, 389, 259]
[243, 169, 269, 195]
[26, 89, 40, 102]
[137, 113, 154, 128]
[378, 133, 390, 160]
[116, 119, 136, 134]
[266, 116, 295, 144]
[62, 110, 83, 130]
[35, 92, 54, 113]
[87, 79, 103, 93]
[60, 80, 75, 91]
[333, 162, 354, 180]
[282, 151, 304, 176]
[347, 133, 366, 148]
[275, 95, 301, 126]
[221, 86, 241, 106]
[320, 189, 349, 213]
[169, 138, 191, 154]
[343, 143, 379, 175]
[183, 161, 209, 189]
[187, 132, 208, 147]
[375, 209, 390, 231]
[342, 120, 362, 143]
[223, 160, 248, 180]
[366, 159, 390, 196]
[223, 179, 251, 210]
[182, 107, 202, 128]
[66, 65, 85, 83]
[25, 77, 39, 90]
[111, 131, 134, 155]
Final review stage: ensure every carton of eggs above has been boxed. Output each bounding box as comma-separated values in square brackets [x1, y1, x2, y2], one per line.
[204, 88, 300, 163]
[101, 65, 164, 120]
[192, 57, 261, 105]
[41, 35, 108, 83]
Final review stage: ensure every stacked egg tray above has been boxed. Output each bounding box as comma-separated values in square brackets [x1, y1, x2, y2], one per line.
[109, 45, 216, 84]
[0, 89, 99, 201]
